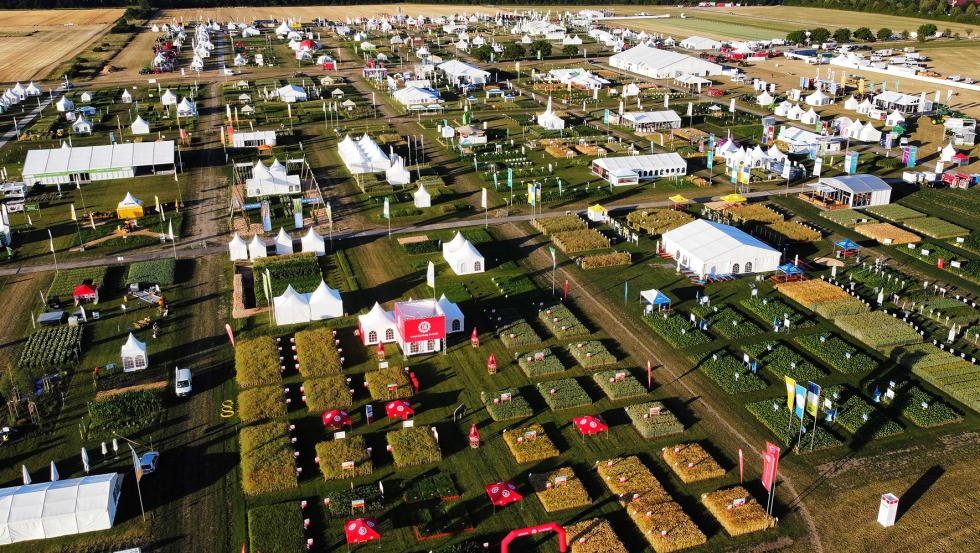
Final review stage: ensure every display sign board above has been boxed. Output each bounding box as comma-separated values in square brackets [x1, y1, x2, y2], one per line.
[342, 461, 355, 470]
[396, 310, 446, 341]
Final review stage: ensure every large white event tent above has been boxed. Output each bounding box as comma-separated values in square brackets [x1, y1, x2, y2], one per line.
[442, 232, 485, 275]
[274, 285, 309, 325]
[387, 153, 412, 186]
[248, 235, 267, 260]
[308, 280, 344, 320]
[807, 175, 891, 208]
[228, 233, 249, 260]
[358, 302, 398, 345]
[590, 153, 687, 184]
[537, 96, 565, 130]
[301, 227, 325, 256]
[22, 142, 176, 185]
[436, 60, 490, 84]
[662, 219, 781, 277]
[609, 44, 722, 78]
[337, 134, 391, 174]
[246, 159, 301, 197]
[120, 333, 148, 371]
[437, 294, 465, 334]
[0, 473, 121, 545]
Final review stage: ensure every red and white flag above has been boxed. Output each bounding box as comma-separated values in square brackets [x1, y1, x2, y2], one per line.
[762, 441, 780, 491]
[563, 279, 569, 300]
[739, 449, 744, 483]
[647, 360, 652, 390]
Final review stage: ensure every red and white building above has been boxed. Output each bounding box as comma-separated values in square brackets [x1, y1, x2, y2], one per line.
[358, 298, 464, 357]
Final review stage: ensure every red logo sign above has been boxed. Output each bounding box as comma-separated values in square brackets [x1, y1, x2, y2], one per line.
[762, 441, 780, 491]
[399, 315, 445, 341]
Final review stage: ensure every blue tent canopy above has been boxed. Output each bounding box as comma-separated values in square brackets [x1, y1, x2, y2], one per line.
[834, 239, 860, 251]
[778, 264, 804, 275]
[641, 289, 672, 305]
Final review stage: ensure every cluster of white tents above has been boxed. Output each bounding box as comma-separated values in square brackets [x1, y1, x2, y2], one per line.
[273, 281, 344, 325]
[443, 232, 485, 275]
[160, 89, 197, 117]
[843, 95, 907, 128]
[229, 227, 326, 261]
[716, 142, 789, 169]
[774, 102, 822, 126]
[338, 134, 392, 175]
[1, 82, 41, 112]
[537, 96, 565, 131]
[393, 84, 442, 107]
[246, 159, 301, 197]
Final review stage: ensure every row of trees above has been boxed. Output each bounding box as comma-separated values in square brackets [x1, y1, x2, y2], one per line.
[470, 40, 580, 62]
[786, 23, 971, 45]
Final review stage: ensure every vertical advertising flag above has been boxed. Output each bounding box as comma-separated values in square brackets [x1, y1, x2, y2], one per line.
[493, 171, 499, 189]
[849, 152, 859, 174]
[687, 102, 693, 117]
[557, 178, 562, 196]
[739, 448, 744, 483]
[563, 279, 568, 300]
[326, 202, 332, 225]
[70, 204, 77, 221]
[784, 376, 796, 412]
[729, 98, 736, 112]
[481, 188, 487, 209]
[383, 197, 390, 219]
[48, 229, 54, 253]
[813, 156, 823, 177]
[806, 381, 821, 417]
[794, 383, 807, 419]
[762, 441, 780, 491]
[664, 94, 669, 108]
[647, 360, 652, 390]
[781, 162, 792, 180]
[709, 133, 715, 150]
[426, 261, 435, 289]
[535, 182, 541, 202]
[603, 109, 609, 124]
[706, 150, 713, 170]
[131, 445, 143, 483]
[731, 166, 738, 184]
[507, 168, 513, 188]
[907, 146, 917, 168]
[528, 183, 535, 206]
[549, 246, 556, 267]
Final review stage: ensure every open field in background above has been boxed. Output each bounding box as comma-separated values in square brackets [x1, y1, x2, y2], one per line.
[0, 9, 124, 84]
[154, 4, 477, 26]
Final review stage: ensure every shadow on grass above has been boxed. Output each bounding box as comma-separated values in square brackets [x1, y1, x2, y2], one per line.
[897, 464, 944, 522]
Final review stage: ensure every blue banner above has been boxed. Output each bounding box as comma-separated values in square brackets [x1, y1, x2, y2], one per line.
[795, 384, 807, 419]
[493, 172, 499, 190]
[706, 150, 713, 170]
[507, 168, 513, 188]
[907, 146, 917, 168]
[603, 109, 609, 124]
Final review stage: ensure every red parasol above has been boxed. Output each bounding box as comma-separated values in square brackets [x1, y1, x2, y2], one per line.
[485, 480, 522, 507]
[322, 409, 351, 428]
[574, 415, 608, 435]
[469, 424, 480, 441]
[487, 354, 497, 371]
[385, 399, 414, 420]
[344, 517, 380, 544]
[471, 327, 479, 340]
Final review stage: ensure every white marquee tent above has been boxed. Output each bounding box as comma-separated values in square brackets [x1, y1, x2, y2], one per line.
[273, 84, 307, 103]
[808, 174, 891, 208]
[662, 219, 780, 277]
[442, 232, 484, 275]
[301, 227, 325, 256]
[274, 285, 309, 326]
[0, 473, 121, 545]
[800, 107, 820, 125]
[229, 233, 249, 261]
[308, 280, 344, 320]
[246, 159, 301, 197]
[121, 333, 147, 371]
[609, 45, 722, 78]
[130, 116, 150, 135]
[274, 228, 293, 255]
[413, 184, 431, 208]
[248, 235, 267, 260]
[358, 302, 397, 345]
[805, 90, 832, 107]
[161, 89, 178, 106]
[387, 153, 412, 186]
[438, 293, 465, 334]
[55, 96, 74, 112]
[337, 134, 390, 174]
[537, 96, 565, 130]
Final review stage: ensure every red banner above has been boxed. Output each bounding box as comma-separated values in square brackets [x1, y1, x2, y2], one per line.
[647, 360, 652, 390]
[762, 441, 780, 491]
[397, 314, 446, 341]
[563, 280, 569, 300]
[225, 323, 236, 348]
[739, 449, 744, 484]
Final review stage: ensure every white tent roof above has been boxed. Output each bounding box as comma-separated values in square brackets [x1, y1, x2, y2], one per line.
[161, 89, 177, 104]
[941, 142, 957, 162]
[387, 155, 411, 186]
[337, 134, 390, 174]
[229, 233, 249, 261]
[622, 111, 681, 126]
[301, 227, 325, 256]
[176, 97, 196, 116]
[820, 174, 891, 194]
[843, 95, 859, 110]
[591, 153, 687, 174]
[274, 228, 293, 255]
[413, 183, 430, 201]
[757, 91, 774, 106]
[248, 235, 267, 260]
[121, 333, 146, 357]
[787, 104, 804, 120]
[117, 192, 142, 209]
[274, 285, 310, 325]
[358, 302, 397, 341]
[130, 116, 150, 135]
[805, 90, 831, 105]
[55, 96, 74, 112]
[308, 280, 343, 320]
[437, 293, 464, 325]
[443, 232, 467, 253]
[662, 219, 779, 266]
[443, 234, 484, 274]
[0, 473, 120, 545]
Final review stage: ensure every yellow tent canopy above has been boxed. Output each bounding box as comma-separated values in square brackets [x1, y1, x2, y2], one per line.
[668, 194, 689, 203]
[587, 204, 607, 213]
[719, 193, 747, 203]
[117, 192, 144, 219]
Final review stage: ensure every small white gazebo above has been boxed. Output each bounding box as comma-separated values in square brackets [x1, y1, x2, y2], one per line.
[121, 333, 148, 372]
[229, 233, 249, 261]
[308, 280, 344, 320]
[121, 89, 133, 103]
[56, 96, 74, 112]
[248, 235, 267, 260]
[301, 227, 325, 256]
[161, 89, 178, 106]
[274, 228, 293, 255]
[414, 184, 431, 208]
[130, 116, 150, 135]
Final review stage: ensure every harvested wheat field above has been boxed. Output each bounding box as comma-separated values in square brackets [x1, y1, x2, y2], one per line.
[0, 9, 123, 84]
[155, 4, 471, 26]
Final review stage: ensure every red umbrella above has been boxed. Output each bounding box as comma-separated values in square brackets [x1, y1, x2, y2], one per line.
[574, 415, 608, 436]
[471, 327, 479, 340]
[485, 480, 522, 507]
[385, 399, 414, 420]
[322, 409, 351, 428]
[469, 424, 480, 441]
[487, 354, 497, 371]
[344, 517, 380, 544]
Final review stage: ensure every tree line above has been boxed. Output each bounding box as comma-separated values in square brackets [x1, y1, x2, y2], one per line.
[786, 22, 973, 45]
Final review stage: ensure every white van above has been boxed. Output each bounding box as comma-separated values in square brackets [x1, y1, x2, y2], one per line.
[175, 368, 192, 397]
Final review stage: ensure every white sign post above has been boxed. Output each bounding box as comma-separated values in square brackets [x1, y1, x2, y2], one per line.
[878, 493, 899, 527]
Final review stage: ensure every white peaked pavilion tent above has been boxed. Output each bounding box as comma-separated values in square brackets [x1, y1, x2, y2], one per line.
[274, 285, 309, 325]
[120, 333, 148, 371]
[55, 96, 74, 112]
[25, 82, 42, 97]
[246, 159, 300, 197]
[337, 134, 390, 175]
[442, 232, 484, 275]
[248, 235, 267, 260]
[274, 228, 293, 255]
[800, 107, 820, 125]
[301, 228, 325, 256]
[161, 89, 178, 106]
[358, 302, 398, 345]
[413, 184, 431, 208]
[130, 116, 150, 135]
[274, 84, 307, 103]
[941, 142, 957, 162]
[756, 91, 774, 106]
[176, 97, 197, 117]
[229, 233, 249, 260]
[662, 219, 781, 277]
[885, 111, 905, 127]
[308, 280, 344, 320]
[843, 95, 859, 110]
[537, 97, 565, 130]
[387, 153, 412, 186]
[438, 294, 465, 333]
[0, 473, 122, 545]
[805, 90, 832, 107]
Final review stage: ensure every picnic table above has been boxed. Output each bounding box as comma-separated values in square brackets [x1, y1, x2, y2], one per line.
[133, 289, 162, 306]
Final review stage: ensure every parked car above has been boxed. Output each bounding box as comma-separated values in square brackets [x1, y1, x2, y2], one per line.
[140, 452, 159, 475]
[175, 368, 192, 397]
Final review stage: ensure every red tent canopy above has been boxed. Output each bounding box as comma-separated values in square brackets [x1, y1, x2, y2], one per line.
[487, 354, 497, 370]
[469, 424, 480, 441]
[322, 409, 351, 428]
[344, 517, 380, 544]
[471, 327, 479, 340]
[73, 284, 97, 298]
[485, 480, 522, 506]
[385, 399, 414, 420]
[574, 415, 608, 435]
